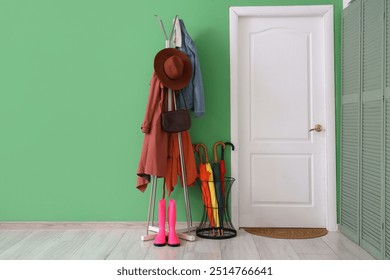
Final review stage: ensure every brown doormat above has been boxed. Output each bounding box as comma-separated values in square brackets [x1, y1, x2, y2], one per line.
[243, 227, 328, 239]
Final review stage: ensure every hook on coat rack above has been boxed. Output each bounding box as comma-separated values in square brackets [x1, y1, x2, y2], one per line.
[154, 15, 179, 47]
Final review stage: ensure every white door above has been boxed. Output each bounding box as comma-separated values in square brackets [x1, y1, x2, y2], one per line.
[230, 6, 337, 228]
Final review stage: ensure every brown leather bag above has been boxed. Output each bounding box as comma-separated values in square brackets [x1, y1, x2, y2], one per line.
[161, 90, 191, 133]
[161, 110, 191, 132]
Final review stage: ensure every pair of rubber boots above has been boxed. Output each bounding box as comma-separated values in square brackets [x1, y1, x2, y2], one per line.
[154, 199, 180, 247]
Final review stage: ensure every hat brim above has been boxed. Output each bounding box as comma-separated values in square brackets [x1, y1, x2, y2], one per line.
[154, 48, 192, 90]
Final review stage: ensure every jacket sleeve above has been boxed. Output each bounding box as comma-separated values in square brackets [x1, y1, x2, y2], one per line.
[141, 73, 162, 134]
[190, 45, 205, 117]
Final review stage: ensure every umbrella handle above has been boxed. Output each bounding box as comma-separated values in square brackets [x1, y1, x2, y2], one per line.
[222, 142, 235, 160]
[213, 141, 225, 163]
[193, 144, 202, 163]
[195, 143, 208, 163]
[224, 142, 235, 150]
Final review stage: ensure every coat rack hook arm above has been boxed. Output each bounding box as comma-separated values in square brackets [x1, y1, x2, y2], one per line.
[154, 15, 168, 41]
[168, 15, 179, 43]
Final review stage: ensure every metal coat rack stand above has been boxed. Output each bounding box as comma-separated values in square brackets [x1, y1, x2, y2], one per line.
[141, 15, 196, 242]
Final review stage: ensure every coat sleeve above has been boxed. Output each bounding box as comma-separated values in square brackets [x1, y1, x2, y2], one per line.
[141, 73, 162, 134]
[190, 44, 205, 117]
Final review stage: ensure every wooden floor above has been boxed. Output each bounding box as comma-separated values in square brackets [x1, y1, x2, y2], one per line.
[0, 223, 374, 260]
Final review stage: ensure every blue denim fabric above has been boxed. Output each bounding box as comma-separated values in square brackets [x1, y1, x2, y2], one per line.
[177, 19, 205, 117]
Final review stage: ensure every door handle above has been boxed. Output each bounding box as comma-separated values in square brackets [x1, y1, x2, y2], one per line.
[309, 124, 323, 132]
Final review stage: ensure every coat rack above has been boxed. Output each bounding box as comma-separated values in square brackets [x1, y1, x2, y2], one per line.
[141, 15, 196, 242]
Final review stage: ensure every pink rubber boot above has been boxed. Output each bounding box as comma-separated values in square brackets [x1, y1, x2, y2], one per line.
[153, 199, 166, 247]
[167, 199, 180, 247]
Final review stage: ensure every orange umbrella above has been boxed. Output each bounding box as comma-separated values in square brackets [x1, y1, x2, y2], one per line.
[195, 144, 214, 228]
[196, 144, 219, 229]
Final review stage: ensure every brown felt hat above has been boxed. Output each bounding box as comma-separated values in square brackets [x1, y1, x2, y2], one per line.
[154, 48, 192, 90]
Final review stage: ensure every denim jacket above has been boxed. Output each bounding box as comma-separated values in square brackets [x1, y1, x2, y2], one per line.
[176, 19, 205, 117]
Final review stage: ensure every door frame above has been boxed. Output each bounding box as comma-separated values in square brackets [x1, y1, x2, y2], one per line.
[229, 5, 338, 231]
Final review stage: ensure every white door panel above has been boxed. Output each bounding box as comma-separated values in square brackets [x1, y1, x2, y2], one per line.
[235, 11, 328, 227]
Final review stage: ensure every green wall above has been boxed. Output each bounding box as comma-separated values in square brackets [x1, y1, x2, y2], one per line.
[0, 0, 342, 221]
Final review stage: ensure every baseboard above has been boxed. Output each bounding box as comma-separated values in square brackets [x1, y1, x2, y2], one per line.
[0, 221, 199, 230]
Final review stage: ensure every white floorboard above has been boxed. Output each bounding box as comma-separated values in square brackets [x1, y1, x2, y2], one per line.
[0, 230, 32, 255]
[106, 229, 151, 260]
[297, 253, 340, 260]
[288, 238, 335, 255]
[69, 230, 125, 260]
[220, 229, 260, 260]
[0, 230, 64, 260]
[184, 237, 221, 260]
[0, 224, 376, 260]
[144, 241, 188, 260]
[38, 230, 96, 260]
[321, 234, 375, 260]
[252, 236, 300, 260]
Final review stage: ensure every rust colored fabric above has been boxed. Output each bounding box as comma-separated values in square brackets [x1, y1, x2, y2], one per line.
[165, 131, 198, 196]
[154, 48, 192, 91]
[136, 72, 170, 192]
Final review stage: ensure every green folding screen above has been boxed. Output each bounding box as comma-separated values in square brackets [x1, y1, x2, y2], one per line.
[386, 0, 390, 261]
[341, 0, 361, 244]
[341, 0, 388, 260]
[361, 0, 384, 259]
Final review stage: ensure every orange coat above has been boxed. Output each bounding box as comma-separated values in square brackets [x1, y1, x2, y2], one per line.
[165, 131, 198, 196]
[136, 73, 198, 195]
[136, 72, 169, 192]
